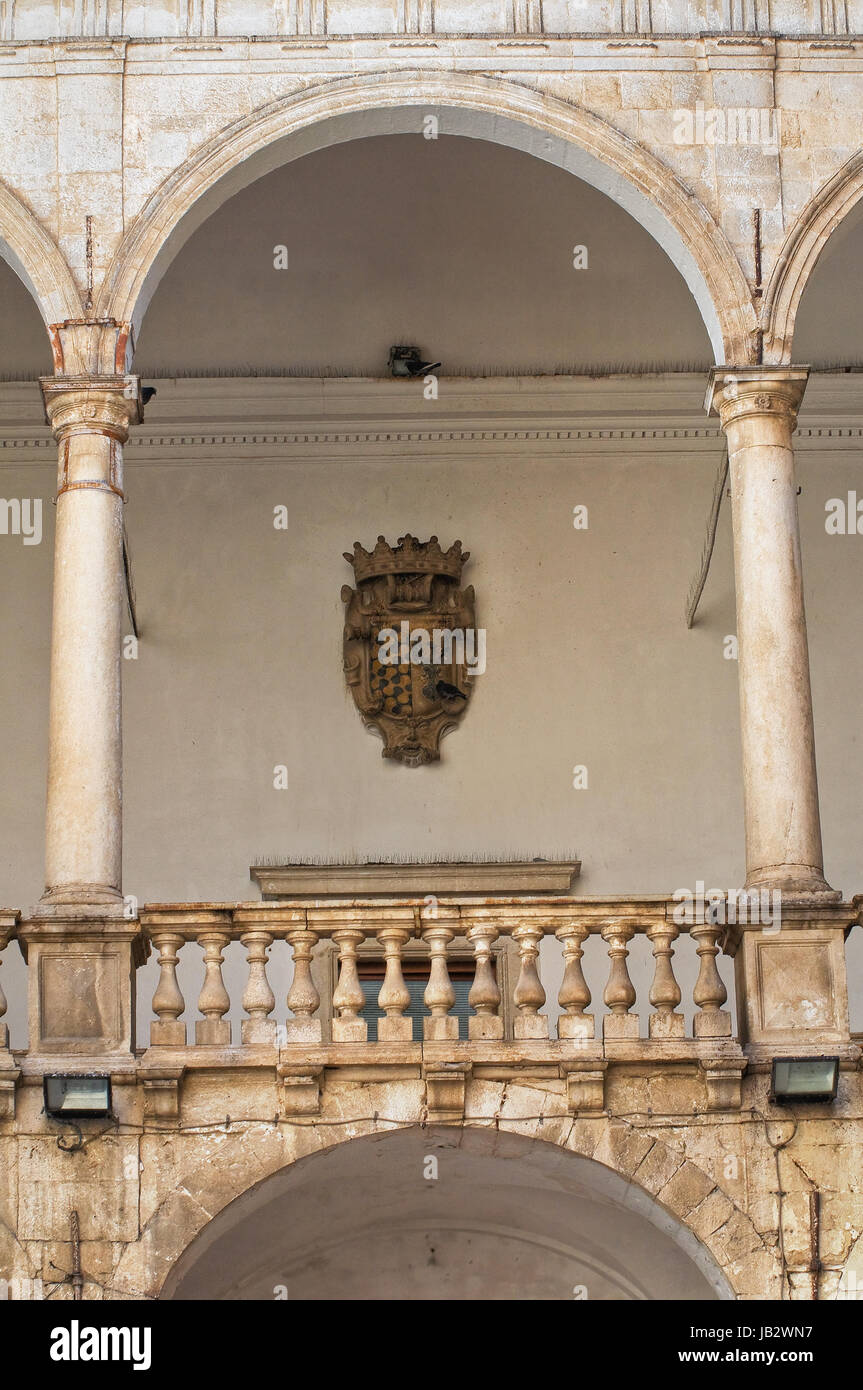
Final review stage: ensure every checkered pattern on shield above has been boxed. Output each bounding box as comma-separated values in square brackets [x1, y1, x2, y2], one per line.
[371, 628, 413, 715]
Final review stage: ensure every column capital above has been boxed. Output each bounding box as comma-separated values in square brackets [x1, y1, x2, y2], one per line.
[40, 374, 143, 444]
[705, 366, 809, 430]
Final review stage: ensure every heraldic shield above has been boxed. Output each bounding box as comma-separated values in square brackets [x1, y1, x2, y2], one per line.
[341, 535, 478, 766]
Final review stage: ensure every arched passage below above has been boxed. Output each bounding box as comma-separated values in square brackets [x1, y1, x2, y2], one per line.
[161, 1125, 734, 1301]
[98, 72, 754, 365]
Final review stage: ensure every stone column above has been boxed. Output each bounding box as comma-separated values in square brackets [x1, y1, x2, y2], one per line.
[39, 374, 141, 905]
[706, 367, 832, 896]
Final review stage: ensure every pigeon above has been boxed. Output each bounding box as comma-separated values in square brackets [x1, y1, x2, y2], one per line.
[436, 679, 467, 703]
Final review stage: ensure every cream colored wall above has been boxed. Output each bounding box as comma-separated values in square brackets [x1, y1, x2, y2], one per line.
[117, 448, 739, 898]
[108, 420, 856, 909]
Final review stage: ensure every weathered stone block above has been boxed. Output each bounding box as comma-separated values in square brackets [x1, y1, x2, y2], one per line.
[284, 1017, 322, 1043]
[423, 1015, 458, 1041]
[602, 1014, 639, 1040]
[513, 1015, 549, 1040]
[657, 1161, 716, 1219]
[591, 1122, 654, 1178]
[633, 1140, 684, 1197]
[558, 1014, 594, 1040]
[710, 1209, 764, 1265]
[241, 1016, 277, 1045]
[331, 1016, 366, 1042]
[149, 1019, 186, 1047]
[700, 1061, 745, 1111]
[736, 928, 851, 1052]
[694, 1009, 732, 1038]
[468, 1014, 504, 1040]
[195, 1018, 231, 1046]
[648, 1012, 685, 1039]
[140, 1068, 184, 1121]
[18, 1137, 139, 1243]
[688, 1187, 736, 1242]
[378, 1017, 412, 1041]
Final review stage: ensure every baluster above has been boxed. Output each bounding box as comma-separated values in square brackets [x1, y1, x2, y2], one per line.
[423, 926, 457, 1040]
[240, 931, 276, 1045]
[601, 921, 638, 1039]
[646, 922, 684, 1038]
[555, 922, 593, 1039]
[691, 922, 732, 1037]
[332, 927, 367, 1042]
[376, 926, 412, 1041]
[0, 928, 10, 1051]
[150, 932, 186, 1047]
[467, 924, 503, 1039]
[196, 931, 231, 1045]
[512, 924, 548, 1039]
[285, 928, 322, 1042]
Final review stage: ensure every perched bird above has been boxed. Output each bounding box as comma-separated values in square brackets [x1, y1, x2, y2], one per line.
[436, 679, 467, 703]
[420, 665, 467, 704]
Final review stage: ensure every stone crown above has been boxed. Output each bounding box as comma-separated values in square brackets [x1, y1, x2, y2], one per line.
[344, 534, 469, 582]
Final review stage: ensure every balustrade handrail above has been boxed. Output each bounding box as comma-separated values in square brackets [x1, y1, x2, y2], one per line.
[138, 894, 716, 940]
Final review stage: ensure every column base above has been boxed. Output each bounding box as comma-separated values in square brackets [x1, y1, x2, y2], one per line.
[40, 884, 124, 907]
[744, 864, 839, 898]
[26, 899, 129, 926]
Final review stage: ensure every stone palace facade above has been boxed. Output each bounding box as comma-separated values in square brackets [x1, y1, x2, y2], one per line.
[1, 0, 863, 1300]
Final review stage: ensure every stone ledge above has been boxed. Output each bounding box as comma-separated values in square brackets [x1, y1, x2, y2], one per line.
[252, 858, 581, 896]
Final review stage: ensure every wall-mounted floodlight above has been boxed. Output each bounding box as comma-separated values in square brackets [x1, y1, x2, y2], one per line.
[770, 1056, 839, 1105]
[43, 1075, 112, 1118]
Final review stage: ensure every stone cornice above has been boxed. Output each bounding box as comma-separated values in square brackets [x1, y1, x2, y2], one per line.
[2, 373, 863, 462]
[4, 34, 863, 79]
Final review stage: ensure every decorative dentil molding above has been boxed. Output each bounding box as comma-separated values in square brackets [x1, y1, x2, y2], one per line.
[1, 374, 862, 461]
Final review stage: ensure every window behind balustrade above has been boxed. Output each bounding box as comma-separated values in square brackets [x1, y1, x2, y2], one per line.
[357, 958, 474, 1040]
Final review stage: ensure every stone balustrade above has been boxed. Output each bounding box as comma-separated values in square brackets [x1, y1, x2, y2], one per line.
[138, 896, 735, 1053]
[6, 895, 862, 1119]
[132, 896, 755, 1116]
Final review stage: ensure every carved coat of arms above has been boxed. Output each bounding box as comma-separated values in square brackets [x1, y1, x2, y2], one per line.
[341, 534, 480, 766]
